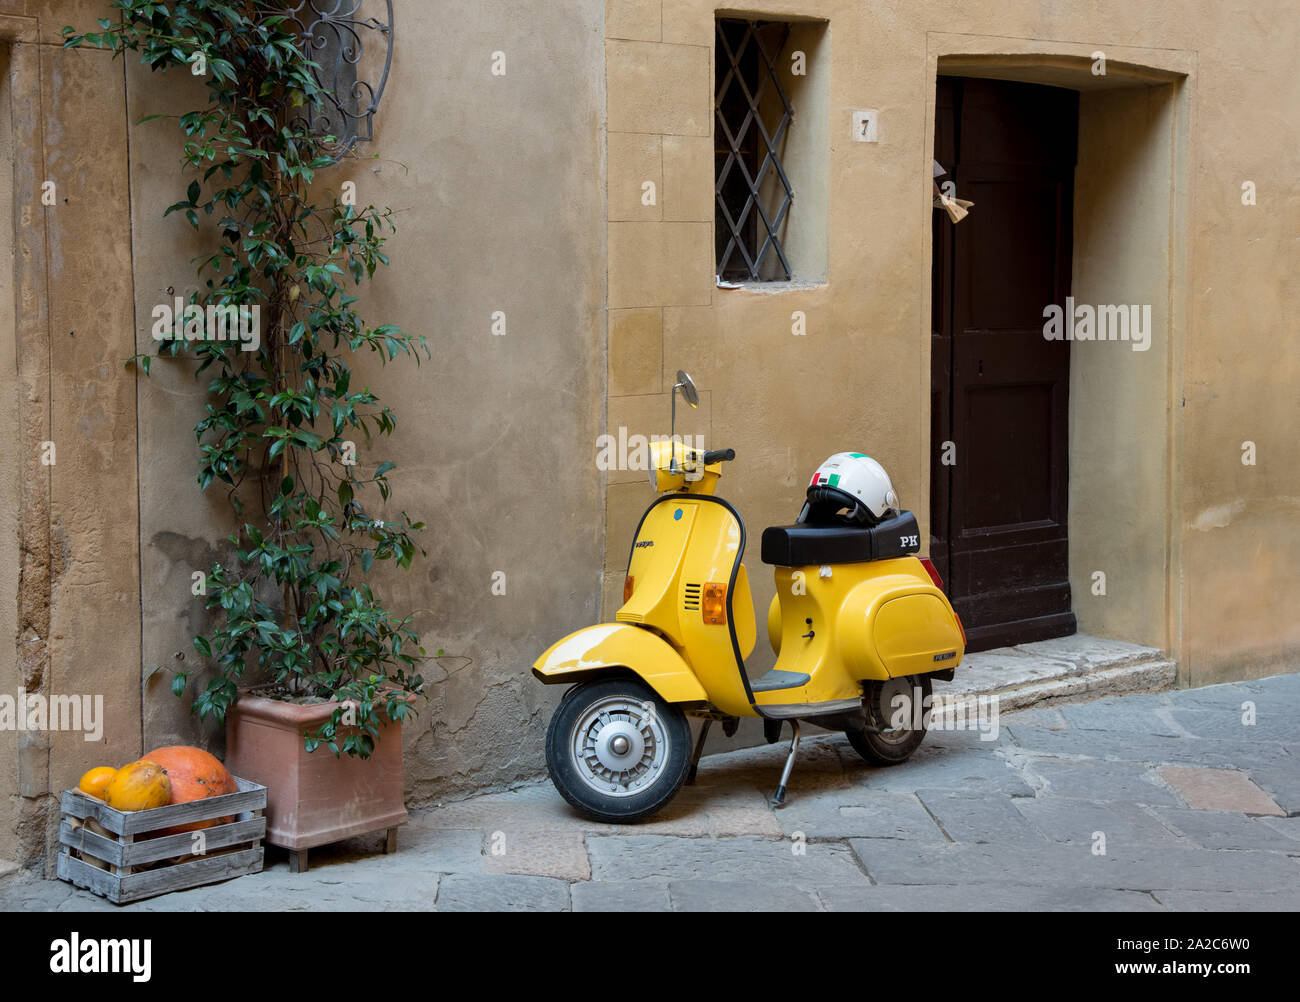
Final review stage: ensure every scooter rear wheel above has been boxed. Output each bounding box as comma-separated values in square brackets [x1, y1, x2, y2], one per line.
[545, 677, 692, 823]
[846, 674, 931, 765]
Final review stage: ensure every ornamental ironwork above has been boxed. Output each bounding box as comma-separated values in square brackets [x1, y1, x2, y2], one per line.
[282, 0, 394, 160]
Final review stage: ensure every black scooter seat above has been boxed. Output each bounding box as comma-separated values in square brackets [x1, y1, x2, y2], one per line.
[760, 511, 921, 567]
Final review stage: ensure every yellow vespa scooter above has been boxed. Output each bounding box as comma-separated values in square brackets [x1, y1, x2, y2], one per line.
[533, 371, 966, 822]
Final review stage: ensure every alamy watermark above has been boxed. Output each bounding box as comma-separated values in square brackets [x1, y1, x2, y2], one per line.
[595, 428, 706, 473]
[890, 687, 1000, 741]
[1043, 297, 1151, 352]
[151, 297, 260, 352]
[0, 689, 104, 741]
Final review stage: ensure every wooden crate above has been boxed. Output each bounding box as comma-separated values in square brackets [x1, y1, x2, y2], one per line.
[56, 776, 267, 905]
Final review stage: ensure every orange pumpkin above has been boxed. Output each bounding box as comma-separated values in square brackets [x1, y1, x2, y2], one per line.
[144, 746, 238, 834]
[77, 766, 118, 800]
[105, 760, 172, 812]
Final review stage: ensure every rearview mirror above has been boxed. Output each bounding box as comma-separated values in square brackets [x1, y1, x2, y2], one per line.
[675, 370, 699, 408]
[668, 370, 699, 474]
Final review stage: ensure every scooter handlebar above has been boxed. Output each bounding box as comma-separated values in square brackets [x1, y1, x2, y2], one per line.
[702, 448, 736, 465]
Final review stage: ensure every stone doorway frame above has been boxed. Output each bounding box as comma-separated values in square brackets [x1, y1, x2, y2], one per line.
[1, 12, 53, 867]
[919, 35, 1194, 684]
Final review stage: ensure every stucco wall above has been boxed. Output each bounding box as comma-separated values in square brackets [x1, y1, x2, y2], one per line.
[0, 37, 19, 863]
[602, 0, 1299, 700]
[126, 0, 609, 804]
[2, 0, 607, 868]
[1, 4, 144, 869]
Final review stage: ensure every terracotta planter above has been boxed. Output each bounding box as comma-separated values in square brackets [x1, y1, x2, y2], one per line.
[225, 693, 409, 869]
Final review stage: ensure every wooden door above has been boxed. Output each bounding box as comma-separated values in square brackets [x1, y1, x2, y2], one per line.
[930, 77, 1078, 652]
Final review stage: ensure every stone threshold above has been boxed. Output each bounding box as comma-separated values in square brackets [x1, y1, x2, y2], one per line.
[933, 633, 1176, 720]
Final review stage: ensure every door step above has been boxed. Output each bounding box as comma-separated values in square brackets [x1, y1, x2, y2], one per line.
[933, 633, 1175, 721]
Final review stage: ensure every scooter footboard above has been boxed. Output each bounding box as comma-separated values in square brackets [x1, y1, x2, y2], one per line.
[531, 623, 708, 703]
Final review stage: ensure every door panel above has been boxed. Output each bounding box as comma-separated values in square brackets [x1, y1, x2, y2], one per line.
[931, 77, 1078, 652]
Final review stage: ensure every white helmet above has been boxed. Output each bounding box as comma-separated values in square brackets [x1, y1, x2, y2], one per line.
[806, 452, 900, 525]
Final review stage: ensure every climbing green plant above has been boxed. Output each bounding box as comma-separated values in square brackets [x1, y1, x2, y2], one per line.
[65, 1, 429, 757]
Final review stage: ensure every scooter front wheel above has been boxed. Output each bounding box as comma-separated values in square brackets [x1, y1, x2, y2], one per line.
[545, 677, 692, 823]
[846, 674, 932, 765]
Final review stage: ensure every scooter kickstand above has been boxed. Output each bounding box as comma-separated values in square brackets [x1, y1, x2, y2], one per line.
[686, 718, 712, 785]
[770, 721, 801, 808]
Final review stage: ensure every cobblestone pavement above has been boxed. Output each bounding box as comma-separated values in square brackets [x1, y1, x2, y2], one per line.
[3, 674, 1298, 912]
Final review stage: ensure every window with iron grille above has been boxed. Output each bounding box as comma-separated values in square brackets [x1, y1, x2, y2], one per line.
[715, 18, 797, 283]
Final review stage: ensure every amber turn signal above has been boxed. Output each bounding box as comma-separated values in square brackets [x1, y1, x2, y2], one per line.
[702, 582, 728, 625]
[623, 575, 635, 603]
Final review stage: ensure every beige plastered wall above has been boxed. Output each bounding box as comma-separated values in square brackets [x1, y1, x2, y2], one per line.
[2, 0, 607, 869]
[603, 0, 1299, 697]
[1, 2, 144, 869]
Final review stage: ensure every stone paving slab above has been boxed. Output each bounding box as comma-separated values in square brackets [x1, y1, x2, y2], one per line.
[816, 883, 1166, 912]
[1004, 725, 1250, 767]
[435, 874, 570, 912]
[1261, 815, 1300, 841]
[482, 829, 592, 880]
[1230, 756, 1300, 816]
[587, 834, 868, 888]
[1158, 766, 1285, 816]
[571, 880, 672, 912]
[1059, 700, 1183, 737]
[1241, 673, 1300, 697]
[706, 806, 785, 837]
[2, 671, 1298, 913]
[667, 879, 822, 912]
[1010, 798, 1187, 848]
[849, 740, 1035, 798]
[847, 840, 1300, 892]
[1148, 805, 1300, 851]
[1150, 889, 1300, 912]
[916, 790, 1050, 846]
[1028, 760, 1184, 805]
[775, 790, 945, 841]
[1168, 708, 1299, 744]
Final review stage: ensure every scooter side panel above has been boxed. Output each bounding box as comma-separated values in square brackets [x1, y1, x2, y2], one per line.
[530, 623, 709, 703]
[873, 594, 965, 677]
[767, 559, 965, 700]
[619, 500, 698, 649]
[835, 567, 928, 682]
[765, 566, 859, 704]
[677, 501, 755, 718]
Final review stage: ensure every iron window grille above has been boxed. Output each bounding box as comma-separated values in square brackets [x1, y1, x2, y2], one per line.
[715, 18, 795, 282]
[283, 0, 394, 162]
